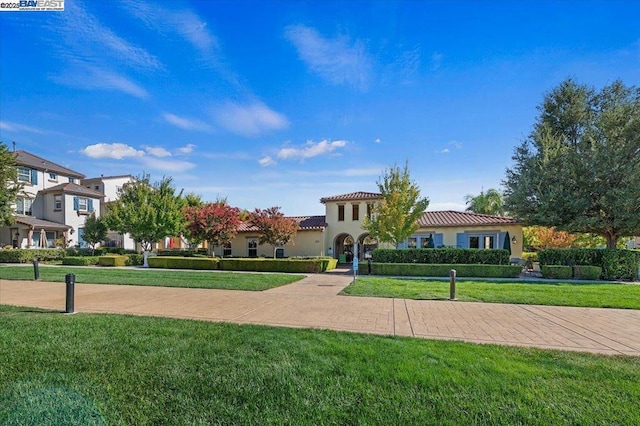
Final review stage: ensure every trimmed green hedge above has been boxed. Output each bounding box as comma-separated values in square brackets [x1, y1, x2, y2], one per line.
[372, 248, 511, 265]
[62, 256, 100, 266]
[572, 266, 602, 281]
[540, 265, 573, 279]
[359, 263, 522, 278]
[219, 258, 338, 273]
[125, 254, 144, 266]
[65, 247, 137, 257]
[99, 255, 129, 267]
[157, 248, 208, 257]
[539, 248, 640, 280]
[0, 249, 66, 263]
[148, 256, 219, 270]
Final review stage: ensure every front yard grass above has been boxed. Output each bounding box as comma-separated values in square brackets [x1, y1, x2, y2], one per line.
[1, 305, 638, 425]
[0, 265, 303, 291]
[343, 277, 640, 309]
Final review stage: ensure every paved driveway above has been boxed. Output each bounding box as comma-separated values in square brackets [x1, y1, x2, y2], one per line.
[1, 274, 639, 356]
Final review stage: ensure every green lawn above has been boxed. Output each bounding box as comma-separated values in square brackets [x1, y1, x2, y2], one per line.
[343, 277, 640, 309]
[0, 266, 303, 291]
[0, 306, 638, 425]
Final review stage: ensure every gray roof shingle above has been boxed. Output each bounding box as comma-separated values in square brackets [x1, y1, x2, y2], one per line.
[15, 150, 84, 179]
[418, 211, 520, 227]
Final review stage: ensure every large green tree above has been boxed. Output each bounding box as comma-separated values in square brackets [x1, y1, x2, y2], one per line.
[504, 79, 640, 248]
[104, 174, 185, 252]
[363, 162, 429, 248]
[82, 213, 108, 255]
[464, 188, 505, 216]
[0, 142, 23, 226]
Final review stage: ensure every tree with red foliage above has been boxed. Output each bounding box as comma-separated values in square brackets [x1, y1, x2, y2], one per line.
[248, 206, 299, 258]
[183, 201, 242, 257]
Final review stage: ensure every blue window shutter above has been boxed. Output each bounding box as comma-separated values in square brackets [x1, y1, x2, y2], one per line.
[434, 233, 444, 247]
[88, 199, 94, 212]
[397, 239, 407, 250]
[498, 232, 506, 251]
[30, 169, 38, 185]
[73, 196, 79, 211]
[456, 233, 467, 248]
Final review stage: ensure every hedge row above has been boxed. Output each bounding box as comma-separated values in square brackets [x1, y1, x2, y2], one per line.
[148, 256, 219, 270]
[572, 266, 603, 281]
[65, 247, 138, 257]
[539, 249, 640, 280]
[219, 258, 338, 273]
[157, 248, 208, 257]
[62, 256, 100, 266]
[359, 263, 522, 278]
[0, 249, 66, 263]
[98, 255, 129, 267]
[540, 266, 573, 280]
[540, 265, 603, 280]
[372, 248, 511, 265]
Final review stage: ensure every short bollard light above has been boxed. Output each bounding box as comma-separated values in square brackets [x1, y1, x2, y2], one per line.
[367, 258, 372, 275]
[65, 273, 75, 314]
[449, 269, 457, 300]
[32, 259, 40, 280]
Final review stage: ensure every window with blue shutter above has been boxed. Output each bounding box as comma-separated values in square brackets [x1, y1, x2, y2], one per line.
[456, 233, 467, 248]
[73, 196, 79, 211]
[88, 199, 94, 212]
[434, 233, 444, 247]
[30, 169, 38, 185]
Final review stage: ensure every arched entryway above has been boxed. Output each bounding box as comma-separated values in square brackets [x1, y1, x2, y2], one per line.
[333, 233, 355, 263]
[358, 233, 378, 260]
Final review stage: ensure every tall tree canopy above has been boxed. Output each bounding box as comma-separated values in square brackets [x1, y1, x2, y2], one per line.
[364, 162, 429, 248]
[248, 206, 299, 258]
[183, 201, 242, 257]
[504, 79, 640, 248]
[464, 188, 505, 216]
[82, 212, 108, 254]
[0, 142, 23, 226]
[104, 174, 185, 251]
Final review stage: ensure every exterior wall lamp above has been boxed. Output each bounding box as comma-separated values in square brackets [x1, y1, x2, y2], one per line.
[511, 236, 517, 244]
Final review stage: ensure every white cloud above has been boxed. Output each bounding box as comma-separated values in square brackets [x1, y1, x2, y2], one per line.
[176, 144, 196, 155]
[141, 157, 196, 173]
[448, 140, 463, 149]
[284, 24, 374, 91]
[435, 148, 450, 154]
[214, 101, 289, 137]
[145, 146, 172, 157]
[162, 113, 212, 132]
[0, 121, 46, 134]
[431, 52, 443, 71]
[277, 139, 347, 160]
[81, 143, 144, 159]
[374, 138, 381, 143]
[259, 156, 276, 167]
[52, 65, 149, 99]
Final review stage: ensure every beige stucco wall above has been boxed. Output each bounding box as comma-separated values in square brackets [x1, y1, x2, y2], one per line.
[215, 230, 325, 258]
[322, 200, 374, 250]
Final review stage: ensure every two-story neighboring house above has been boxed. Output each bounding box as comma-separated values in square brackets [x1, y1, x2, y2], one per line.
[0, 150, 103, 249]
[81, 175, 136, 250]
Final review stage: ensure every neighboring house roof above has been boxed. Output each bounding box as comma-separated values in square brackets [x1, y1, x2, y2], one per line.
[237, 215, 327, 232]
[14, 216, 71, 230]
[82, 174, 135, 182]
[14, 150, 85, 179]
[417, 211, 520, 227]
[40, 182, 105, 198]
[320, 192, 382, 203]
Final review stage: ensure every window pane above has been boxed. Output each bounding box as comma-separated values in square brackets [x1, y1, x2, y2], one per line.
[469, 236, 480, 249]
[18, 167, 30, 182]
[78, 198, 88, 210]
[352, 204, 359, 221]
[484, 236, 494, 249]
[408, 238, 417, 248]
[338, 205, 344, 221]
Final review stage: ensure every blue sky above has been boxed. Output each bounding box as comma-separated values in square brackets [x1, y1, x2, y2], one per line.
[1, 0, 638, 216]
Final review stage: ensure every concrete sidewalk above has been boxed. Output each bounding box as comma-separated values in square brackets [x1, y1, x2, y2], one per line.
[1, 275, 639, 356]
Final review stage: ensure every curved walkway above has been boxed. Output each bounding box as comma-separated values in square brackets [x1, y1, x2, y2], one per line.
[1, 275, 639, 356]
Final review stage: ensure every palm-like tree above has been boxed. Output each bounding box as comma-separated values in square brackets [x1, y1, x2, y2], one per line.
[464, 188, 505, 216]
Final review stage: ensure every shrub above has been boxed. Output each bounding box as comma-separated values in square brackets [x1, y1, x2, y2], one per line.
[148, 256, 219, 270]
[0, 248, 66, 263]
[572, 265, 602, 280]
[522, 252, 538, 263]
[157, 248, 208, 257]
[539, 248, 640, 280]
[99, 255, 128, 267]
[359, 263, 522, 278]
[125, 254, 144, 266]
[62, 256, 100, 266]
[371, 248, 510, 265]
[541, 265, 573, 279]
[219, 258, 338, 273]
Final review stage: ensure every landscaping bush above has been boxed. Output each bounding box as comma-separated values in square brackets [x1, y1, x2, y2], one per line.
[359, 263, 522, 278]
[539, 248, 640, 280]
[572, 265, 602, 281]
[125, 253, 144, 266]
[372, 248, 510, 265]
[62, 256, 100, 266]
[148, 256, 219, 270]
[65, 247, 137, 257]
[522, 252, 538, 263]
[99, 255, 128, 267]
[157, 248, 208, 257]
[219, 258, 337, 273]
[541, 265, 573, 279]
[0, 248, 66, 263]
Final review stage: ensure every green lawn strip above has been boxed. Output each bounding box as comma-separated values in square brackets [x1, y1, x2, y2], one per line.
[343, 277, 640, 309]
[0, 266, 303, 291]
[0, 305, 638, 425]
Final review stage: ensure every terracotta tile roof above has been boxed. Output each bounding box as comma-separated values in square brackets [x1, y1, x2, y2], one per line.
[40, 182, 105, 198]
[320, 192, 381, 203]
[14, 216, 71, 230]
[418, 211, 520, 227]
[14, 150, 84, 179]
[237, 215, 327, 232]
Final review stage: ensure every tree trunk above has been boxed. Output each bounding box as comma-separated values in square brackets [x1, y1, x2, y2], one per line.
[606, 233, 617, 249]
[273, 246, 277, 259]
[208, 241, 214, 257]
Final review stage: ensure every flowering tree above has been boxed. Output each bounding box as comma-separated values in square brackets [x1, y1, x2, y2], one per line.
[248, 206, 299, 258]
[183, 201, 242, 257]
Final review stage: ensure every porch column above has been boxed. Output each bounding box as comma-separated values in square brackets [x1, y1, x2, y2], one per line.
[27, 228, 33, 248]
